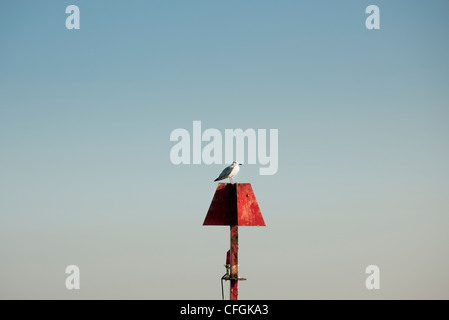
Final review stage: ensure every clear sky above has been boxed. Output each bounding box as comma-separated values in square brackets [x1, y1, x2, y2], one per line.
[1, 0, 448, 299]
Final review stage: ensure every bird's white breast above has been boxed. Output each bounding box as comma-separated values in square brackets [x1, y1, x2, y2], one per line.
[229, 165, 240, 178]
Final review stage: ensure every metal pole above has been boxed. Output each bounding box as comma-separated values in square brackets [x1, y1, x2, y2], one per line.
[204, 183, 265, 300]
[230, 183, 238, 300]
[230, 224, 238, 300]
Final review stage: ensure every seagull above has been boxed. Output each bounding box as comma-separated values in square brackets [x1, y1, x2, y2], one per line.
[214, 161, 242, 183]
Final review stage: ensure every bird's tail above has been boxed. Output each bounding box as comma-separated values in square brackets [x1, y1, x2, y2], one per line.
[214, 178, 220, 182]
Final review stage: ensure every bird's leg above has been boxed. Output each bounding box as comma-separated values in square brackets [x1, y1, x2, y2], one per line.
[230, 177, 233, 184]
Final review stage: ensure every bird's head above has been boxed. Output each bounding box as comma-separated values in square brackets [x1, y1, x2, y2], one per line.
[232, 161, 243, 166]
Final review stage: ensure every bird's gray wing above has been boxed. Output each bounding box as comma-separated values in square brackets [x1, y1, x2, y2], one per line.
[217, 165, 233, 179]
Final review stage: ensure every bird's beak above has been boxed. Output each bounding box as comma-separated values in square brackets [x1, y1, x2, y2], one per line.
[239, 163, 243, 165]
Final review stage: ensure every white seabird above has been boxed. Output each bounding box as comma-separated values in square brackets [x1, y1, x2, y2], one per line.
[214, 161, 242, 183]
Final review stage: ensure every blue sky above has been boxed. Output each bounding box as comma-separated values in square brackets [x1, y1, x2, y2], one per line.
[1, 1, 448, 299]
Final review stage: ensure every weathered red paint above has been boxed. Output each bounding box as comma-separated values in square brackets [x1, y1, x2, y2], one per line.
[236, 183, 265, 226]
[203, 183, 265, 226]
[230, 225, 238, 300]
[204, 183, 265, 300]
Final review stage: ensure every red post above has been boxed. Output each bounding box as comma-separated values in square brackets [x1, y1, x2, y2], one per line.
[230, 225, 238, 300]
[229, 183, 239, 300]
[203, 183, 265, 300]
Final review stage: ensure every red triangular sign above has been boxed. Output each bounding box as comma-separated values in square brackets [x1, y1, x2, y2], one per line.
[203, 183, 265, 226]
